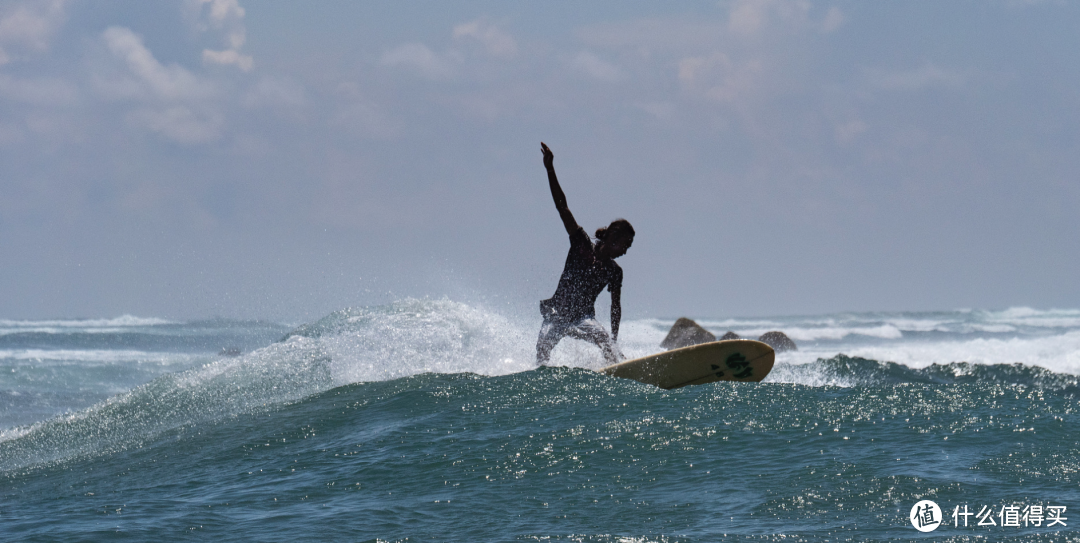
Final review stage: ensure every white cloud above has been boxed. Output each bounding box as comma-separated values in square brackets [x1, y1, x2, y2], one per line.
[203, 48, 253, 71]
[199, 0, 245, 25]
[380, 43, 455, 79]
[379, 20, 515, 81]
[572, 51, 622, 82]
[725, 0, 847, 41]
[0, 0, 67, 63]
[728, 0, 768, 36]
[728, 0, 811, 38]
[97, 26, 225, 144]
[576, 5, 824, 110]
[102, 26, 215, 101]
[191, 0, 253, 72]
[452, 20, 517, 58]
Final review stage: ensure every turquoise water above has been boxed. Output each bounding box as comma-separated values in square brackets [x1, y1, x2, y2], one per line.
[2, 301, 1079, 541]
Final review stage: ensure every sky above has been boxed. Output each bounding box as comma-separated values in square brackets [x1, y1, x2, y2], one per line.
[1, 0, 1078, 322]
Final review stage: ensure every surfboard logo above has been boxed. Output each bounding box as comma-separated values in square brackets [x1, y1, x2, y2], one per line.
[724, 352, 753, 379]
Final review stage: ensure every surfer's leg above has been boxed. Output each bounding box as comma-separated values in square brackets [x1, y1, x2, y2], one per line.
[568, 318, 622, 365]
[536, 320, 565, 366]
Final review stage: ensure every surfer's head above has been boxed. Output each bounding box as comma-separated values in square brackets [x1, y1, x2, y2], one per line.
[595, 219, 634, 259]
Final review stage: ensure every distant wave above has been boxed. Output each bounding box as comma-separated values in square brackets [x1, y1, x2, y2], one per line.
[0, 348, 202, 364]
[780, 330, 1080, 375]
[770, 354, 1080, 394]
[750, 324, 904, 341]
[685, 307, 1080, 340]
[0, 315, 175, 330]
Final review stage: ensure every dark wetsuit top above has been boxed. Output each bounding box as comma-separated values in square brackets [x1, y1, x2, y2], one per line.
[540, 226, 622, 323]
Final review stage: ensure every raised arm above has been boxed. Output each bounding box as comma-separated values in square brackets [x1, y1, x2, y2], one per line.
[541, 142, 579, 235]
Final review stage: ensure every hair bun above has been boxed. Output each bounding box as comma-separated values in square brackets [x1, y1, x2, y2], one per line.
[594, 226, 607, 240]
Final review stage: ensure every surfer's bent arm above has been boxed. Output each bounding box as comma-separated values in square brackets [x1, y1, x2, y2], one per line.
[541, 142, 579, 235]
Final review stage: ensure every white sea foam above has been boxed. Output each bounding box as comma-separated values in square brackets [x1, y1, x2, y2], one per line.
[323, 299, 539, 384]
[746, 325, 905, 342]
[980, 307, 1080, 329]
[0, 349, 199, 365]
[0, 425, 33, 443]
[692, 318, 786, 330]
[0, 315, 176, 337]
[778, 331, 1080, 375]
[0, 315, 174, 329]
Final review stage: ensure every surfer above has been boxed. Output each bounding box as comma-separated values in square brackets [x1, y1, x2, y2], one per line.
[536, 142, 635, 366]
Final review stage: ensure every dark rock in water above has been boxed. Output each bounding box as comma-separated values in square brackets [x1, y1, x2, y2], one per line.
[720, 331, 741, 340]
[219, 347, 243, 357]
[757, 331, 797, 352]
[660, 317, 716, 350]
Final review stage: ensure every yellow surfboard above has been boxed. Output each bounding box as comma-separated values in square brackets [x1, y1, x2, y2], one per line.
[599, 339, 775, 389]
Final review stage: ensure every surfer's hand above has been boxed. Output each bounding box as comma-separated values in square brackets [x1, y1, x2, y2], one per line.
[541, 142, 554, 168]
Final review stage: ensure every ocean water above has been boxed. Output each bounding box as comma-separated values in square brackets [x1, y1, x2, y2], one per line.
[2, 300, 1079, 541]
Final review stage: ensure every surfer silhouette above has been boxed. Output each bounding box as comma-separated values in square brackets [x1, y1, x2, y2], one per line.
[536, 142, 634, 366]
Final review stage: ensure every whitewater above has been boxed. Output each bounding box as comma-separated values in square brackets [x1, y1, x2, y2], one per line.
[2, 300, 1078, 541]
